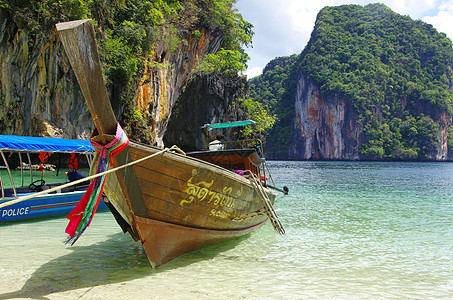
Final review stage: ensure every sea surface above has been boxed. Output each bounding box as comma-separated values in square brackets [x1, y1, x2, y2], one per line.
[0, 161, 452, 299]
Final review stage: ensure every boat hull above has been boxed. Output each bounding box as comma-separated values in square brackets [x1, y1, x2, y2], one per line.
[102, 142, 276, 266]
[135, 216, 267, 267]
[0, 192, 107, 223]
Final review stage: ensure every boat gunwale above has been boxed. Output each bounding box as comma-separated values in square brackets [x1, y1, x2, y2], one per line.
[128, 141, 277, 196]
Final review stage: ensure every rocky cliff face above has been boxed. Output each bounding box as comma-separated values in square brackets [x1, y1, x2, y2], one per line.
[413, 97, 451, 160]
[436, 112, 450, 160]
[289, 71, 451, 160]
[289, 72, 362, 160]
[134, 27, 224, 147]
[164, 72, 248, 152]
[0, 15, 93, 139]
[0, 14, 225, 144]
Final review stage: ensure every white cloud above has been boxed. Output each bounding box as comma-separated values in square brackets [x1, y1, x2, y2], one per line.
[236, 0, 453, 72]
[288, 0, 335, 33]
[439, 1, 453, 11]
[236, 0, 331, 70]
[380, 0, 437, 17]
[243, 67, 263, 79]
[332, 0, 438, 18]
[422, 10, 453, 41]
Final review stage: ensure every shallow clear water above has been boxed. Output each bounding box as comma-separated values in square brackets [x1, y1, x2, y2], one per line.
[0, 161, 452, 299]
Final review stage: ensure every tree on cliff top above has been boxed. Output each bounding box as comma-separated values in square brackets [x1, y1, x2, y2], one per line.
[248, 55, 299, 158]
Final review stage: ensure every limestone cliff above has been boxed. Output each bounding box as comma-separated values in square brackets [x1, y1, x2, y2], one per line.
[0, 12, 225, 143]
[255, 4, 453, 161]
[289, 72, 362, 160]
[164, 72, 248, 152]
[289, 72, 451, 160]
[0, 14, 93, 139]
[133, 28, 224, 147]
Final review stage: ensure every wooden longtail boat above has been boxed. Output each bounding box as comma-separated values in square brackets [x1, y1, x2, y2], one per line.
[55, 19, 284, 267]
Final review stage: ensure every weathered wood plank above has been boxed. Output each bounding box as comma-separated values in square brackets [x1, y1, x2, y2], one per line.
[55, 19, 116, 135]
[56, 20, 148, 221]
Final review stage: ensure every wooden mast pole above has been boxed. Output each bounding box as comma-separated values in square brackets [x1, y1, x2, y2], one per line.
[55, 19, 148, 224]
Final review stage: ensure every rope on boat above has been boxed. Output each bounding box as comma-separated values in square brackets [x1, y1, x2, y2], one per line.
[0, 145, 185, 209]
[232, 208, 267, 222]
[240, 170, 285, 235]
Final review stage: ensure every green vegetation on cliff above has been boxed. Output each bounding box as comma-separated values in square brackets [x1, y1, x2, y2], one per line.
[249, 55, 299, 158]
[302, 3, 453, 159]
[2, 0, 253, 124]
[194, 48, 249, 76]
[251, 4, 453, 160]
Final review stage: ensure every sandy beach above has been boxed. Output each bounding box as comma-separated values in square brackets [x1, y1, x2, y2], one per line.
[0, 212, 280, 300]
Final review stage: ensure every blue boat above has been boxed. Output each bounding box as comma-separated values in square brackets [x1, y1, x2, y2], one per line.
[0, 135, 106, 223]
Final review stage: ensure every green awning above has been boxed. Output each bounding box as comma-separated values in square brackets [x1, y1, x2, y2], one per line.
[203, 120, 256, 129]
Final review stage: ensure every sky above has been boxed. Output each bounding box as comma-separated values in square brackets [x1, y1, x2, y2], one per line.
[235, 0, 453, 78]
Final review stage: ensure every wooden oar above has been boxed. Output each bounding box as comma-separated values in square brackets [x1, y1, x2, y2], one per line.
[55, 19, 148, 217]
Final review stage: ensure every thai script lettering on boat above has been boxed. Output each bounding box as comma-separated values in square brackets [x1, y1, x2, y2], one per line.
[210, 209, 230, 219]
[180, 170, 241, 210]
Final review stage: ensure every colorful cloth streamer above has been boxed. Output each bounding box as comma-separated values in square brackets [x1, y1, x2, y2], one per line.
[65, 123, 129, 245]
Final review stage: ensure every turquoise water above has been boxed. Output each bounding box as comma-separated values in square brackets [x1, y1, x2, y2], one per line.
[0, 161, 452, 299]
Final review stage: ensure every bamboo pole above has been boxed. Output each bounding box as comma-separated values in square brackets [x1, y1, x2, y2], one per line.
[0, 145, 184, 209]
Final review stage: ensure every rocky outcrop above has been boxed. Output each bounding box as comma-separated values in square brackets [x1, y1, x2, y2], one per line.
[0, 12, 226, 144]
[0, 15, 93, 139]
[437, 112, 449, 160]
[134, 28, 224, 147]
[289, 71, 451, 160]
[164, 72, 248, 152]
[413, 98, 451, 160]
[289, 72, 362, 160]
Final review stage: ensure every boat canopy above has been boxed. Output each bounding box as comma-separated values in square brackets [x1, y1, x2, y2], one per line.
[0, 135, 93, 153]
[202, 120, 256, 129]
